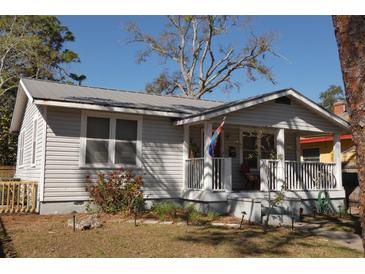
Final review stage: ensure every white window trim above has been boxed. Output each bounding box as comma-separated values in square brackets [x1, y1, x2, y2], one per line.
[79, 110, 142, 169]
[18, 130, 25, 168]
[31, 114, 38, 167]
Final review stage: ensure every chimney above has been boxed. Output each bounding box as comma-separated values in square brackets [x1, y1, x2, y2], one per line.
[333, 100, 346, 115]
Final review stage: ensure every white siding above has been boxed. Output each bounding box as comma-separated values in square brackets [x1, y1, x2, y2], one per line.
[285, 131, 297, 161]
[141, 116, 183, 198]
[15, 100, 45, 183]
[226, 99, 340, 133]
[189, 124, 203, 157]
[43, 107, 183, 202]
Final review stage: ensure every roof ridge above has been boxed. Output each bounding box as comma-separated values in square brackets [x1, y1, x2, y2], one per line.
[21, 77, 224, 104]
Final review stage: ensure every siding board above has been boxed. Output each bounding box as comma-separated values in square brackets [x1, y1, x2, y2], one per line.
[226, 99, 339, 133]
[43, 107, 183, 202]
[15, 100, 45, 183]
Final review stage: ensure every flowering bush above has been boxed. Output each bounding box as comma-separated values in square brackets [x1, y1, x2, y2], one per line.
[85, 169, 144, 214]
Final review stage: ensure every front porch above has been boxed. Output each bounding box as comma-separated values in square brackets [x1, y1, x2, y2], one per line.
[182, 121, 344, 199]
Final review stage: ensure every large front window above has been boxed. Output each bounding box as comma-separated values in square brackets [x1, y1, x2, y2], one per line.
[81, 112, 141, 167]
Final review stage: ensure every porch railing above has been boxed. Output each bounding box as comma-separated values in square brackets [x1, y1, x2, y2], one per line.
[185, 157, 232, 191]
[260, 159, 337, 191]
[285, 161, 336, 190]
[212, 158, 225, 191]
[185, 158, 204, 190]
[260, 160, 279, 190]
[0, 181, 38, 213]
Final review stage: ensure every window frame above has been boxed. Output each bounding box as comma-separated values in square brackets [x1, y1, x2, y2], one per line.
[80, 110, 142, 169]
[239, 127, 276, 170]
[31, 115, 38, 167]
[302, 148, 320, 162]
[18, 130, 25, 168]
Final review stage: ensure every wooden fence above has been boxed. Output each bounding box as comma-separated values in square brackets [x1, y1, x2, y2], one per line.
[0, 181, 38, 213]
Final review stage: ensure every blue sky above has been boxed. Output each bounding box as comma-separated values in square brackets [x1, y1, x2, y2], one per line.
[58, 16, 343, 103]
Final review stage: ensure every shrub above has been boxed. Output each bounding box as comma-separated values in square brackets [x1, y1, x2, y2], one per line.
[152, 201, 179, 221]
[184, 204, 203, 222]
[207, 211, 219, 221]
[188, 210, 202, 222]
[85, 169, 144, 214]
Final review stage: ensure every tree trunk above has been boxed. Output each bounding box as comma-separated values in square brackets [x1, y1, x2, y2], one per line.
[333, 15, 365, 256]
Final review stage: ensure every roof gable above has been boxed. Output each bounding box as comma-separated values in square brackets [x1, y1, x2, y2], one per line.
[174, 89, 350, 132]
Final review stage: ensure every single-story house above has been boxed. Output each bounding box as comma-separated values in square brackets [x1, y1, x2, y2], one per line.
[10, 78, 350, 223]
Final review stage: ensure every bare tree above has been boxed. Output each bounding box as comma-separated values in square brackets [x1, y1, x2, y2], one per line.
[333, 15, 365, 255]
[125, 16, 278, 98]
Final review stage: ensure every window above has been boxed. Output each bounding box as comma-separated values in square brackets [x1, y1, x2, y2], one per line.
[115, 119, 137, 165]
[85, 117, 110, 164]
[302, 148, 320, 162]
[31, 118, 38, 166]
[18, 131, 25, 166]
[242, 132, 258, 169]
[81, 112, 141, 167]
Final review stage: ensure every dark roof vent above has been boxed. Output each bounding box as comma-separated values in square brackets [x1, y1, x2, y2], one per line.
[275, 96, 291, 105]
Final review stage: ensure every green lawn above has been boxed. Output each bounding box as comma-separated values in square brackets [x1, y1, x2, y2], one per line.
[0, 214, 362, 258]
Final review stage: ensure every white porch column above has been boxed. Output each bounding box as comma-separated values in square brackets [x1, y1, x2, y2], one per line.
[276, 128, 285, 190]
[183, 125, 190, 189]
[203, 121, 213, 190]
[333, 133, 343, 189]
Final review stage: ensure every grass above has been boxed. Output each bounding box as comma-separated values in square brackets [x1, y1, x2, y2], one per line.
[0, 214, 362, 258]
[302, 215, 361, 234]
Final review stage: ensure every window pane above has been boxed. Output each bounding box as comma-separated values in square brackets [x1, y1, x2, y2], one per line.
[116, 119, 137, 141]
[87, 117, 109, 139]
[86, 140, 109, 164]
[243, 150, 258, 169]
[303, 148, 320, 162]
[32, 120, 37, 165]
[115, 141, 136, 165]
[242, 134, 257, 150]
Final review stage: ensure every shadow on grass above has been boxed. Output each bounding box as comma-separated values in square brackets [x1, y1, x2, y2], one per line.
[176, 225, 308, 257]
[303, 214, 361, 235]
[176, 215, 363, 257]
[0, 217, 17, 258]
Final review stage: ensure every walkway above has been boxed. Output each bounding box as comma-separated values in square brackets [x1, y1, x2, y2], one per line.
[295, 221, 363, 252]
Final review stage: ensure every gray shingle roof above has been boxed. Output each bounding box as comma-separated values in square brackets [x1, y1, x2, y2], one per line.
[21, 78, 223, 115]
